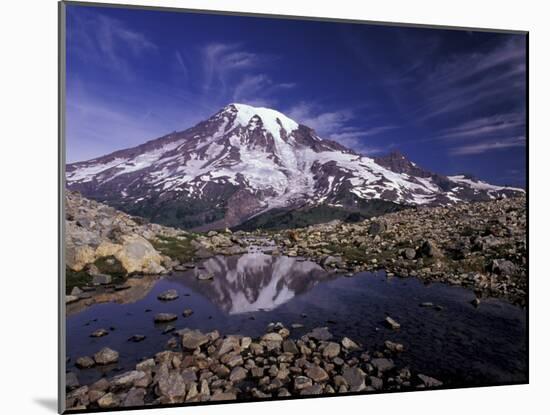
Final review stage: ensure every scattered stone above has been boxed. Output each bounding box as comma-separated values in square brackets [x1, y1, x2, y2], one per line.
[418, 373, 444, 387]
[342, 367, 366, 391]
[341, 337, 360, 350]
[322, 342, 341, 359]
[123, 387, 146, 407]
[403, 248, 416, 260]
[385, 316, 401, 330]
[306, 365, 329, 382]
[300, 384, 323, 395]
[197, 272, 214, 281]
[90, 328, 109, 338]
[93, 347, 119, 365]
[92, 273, 112, 285]
[371, 358, 395, 373]
[294, 376, 313, 390]
[97, 392, 119, 408]
[66, 372, 79, 390]
[282, 339, 299, 354]
[384, 340, 404, 353]
[306, 327, 333, 341]
[66, 295, 79, 304]
[182, 308, 194, 317]
[75, 356, 95, 369]
[229, 366, 247, 383]
[128, 335, 146, 342]
[262, 332, 283, 342]
[368, 220, 386, 236]
[181, 330, 210, 350]
[71, 286, 83, 296]
[211, 391, 237, 401]
[154, 313, 177, 323]
[157, 289, 179, 301]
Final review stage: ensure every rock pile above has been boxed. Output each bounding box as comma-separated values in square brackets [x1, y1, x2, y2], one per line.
[66, 325, 440, 410]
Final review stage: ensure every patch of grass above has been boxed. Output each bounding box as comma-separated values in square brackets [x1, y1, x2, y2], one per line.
[66, 268, 91, 294]
[65, 256, 127, 294]
[150, 234, 197, 263]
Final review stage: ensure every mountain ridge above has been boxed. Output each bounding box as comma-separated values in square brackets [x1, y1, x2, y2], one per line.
[66, 103, 524, 230]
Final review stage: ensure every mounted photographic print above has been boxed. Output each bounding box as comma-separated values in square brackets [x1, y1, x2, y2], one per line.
[59, 1, 528, 413]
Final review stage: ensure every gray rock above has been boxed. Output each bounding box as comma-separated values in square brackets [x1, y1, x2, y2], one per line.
[157, 367, 186, 403]
[154, 313, 178, 323]
[75, 356, 95, 369]
[182, 308, 194, 317]
[371, 358, 395, 373]
[71, 286, 83, 296]
[282, 339, 299, 354]
[300, 384, 323, 395]
[341, 337, 360, 350]
[368, 221, 386, 236]
[322, 342, 341, 359]
[294, 376, 313, 390]
[123, 387, 146, 407]
[385, 316, 401, 330]
[384, 340, 404, 353]
[491, 259, 518, 276]
[94, 347, 119, 365]
[111, 370, 146, 389]
[197, 272, 214, 280]
[181, 330, 209, 350]
[306, 365, 329, 383]
[90, 328, 109, 338]
[229, 366, 247, 383]
[66, 295, 79, 304]
[404, 248, 416, 260]
[92, 273, 112, 285]
[157, 289, 179, 301]
[306, 327, 333, 341]
[342, 367, 366, 391]
[98, 392, 119, 408]
[418, 373, 443, 387]
[262, 332, 283, 342]
[211, 391, 237, 401]
[66, 372, 80, 390]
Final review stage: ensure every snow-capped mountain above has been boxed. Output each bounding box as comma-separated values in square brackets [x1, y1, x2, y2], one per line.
[66, 103, 524, 230]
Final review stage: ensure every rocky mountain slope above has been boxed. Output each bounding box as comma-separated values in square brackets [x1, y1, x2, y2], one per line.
[66, 103, 524, 230]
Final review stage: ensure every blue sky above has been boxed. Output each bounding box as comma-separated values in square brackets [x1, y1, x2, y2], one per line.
[65, 4, 527, 187]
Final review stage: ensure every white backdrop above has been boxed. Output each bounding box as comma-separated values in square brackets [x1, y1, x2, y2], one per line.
[0, 0, 546, 413]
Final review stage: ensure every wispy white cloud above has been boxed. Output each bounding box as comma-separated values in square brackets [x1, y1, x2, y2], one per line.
[450, 136, 526, 155]
[436, 112, 525, 140]
[412, 37, 526, 121]
[174, 50, 189, 81]
[286, 102, 398, 153]
[68, 12, 157, 78]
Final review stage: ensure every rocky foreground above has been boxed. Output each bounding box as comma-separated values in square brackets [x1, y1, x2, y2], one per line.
[66, 323, 441, 410]
[64, 193, 526, 410]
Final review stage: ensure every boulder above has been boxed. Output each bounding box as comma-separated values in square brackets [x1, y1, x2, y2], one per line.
[181, 330, 210, 350]
[94, 347, 119, 365]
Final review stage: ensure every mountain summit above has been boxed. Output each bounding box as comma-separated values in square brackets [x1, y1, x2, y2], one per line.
[66, 103, 524, 230]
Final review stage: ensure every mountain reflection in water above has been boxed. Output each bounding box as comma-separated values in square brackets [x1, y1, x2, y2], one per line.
[171, 253, 333, 314]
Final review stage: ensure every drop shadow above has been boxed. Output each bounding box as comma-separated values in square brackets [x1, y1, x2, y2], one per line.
[34, 398, 57, 413]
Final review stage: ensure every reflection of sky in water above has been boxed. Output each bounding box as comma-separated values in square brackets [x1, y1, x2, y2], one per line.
[67, 253, 527, 389]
